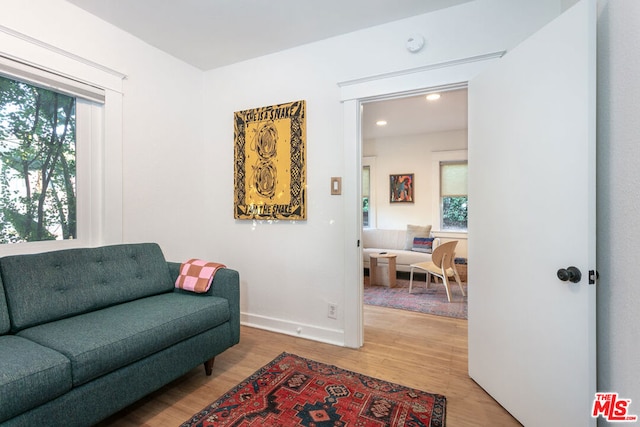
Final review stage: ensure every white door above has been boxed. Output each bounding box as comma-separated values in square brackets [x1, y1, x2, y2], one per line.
[468, 0, 596, 426]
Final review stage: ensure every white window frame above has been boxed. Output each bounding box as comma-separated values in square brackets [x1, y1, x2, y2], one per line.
[431, 149, 468, 233]
[0, 25, 125, 255]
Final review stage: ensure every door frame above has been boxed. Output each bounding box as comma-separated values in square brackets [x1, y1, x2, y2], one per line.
[339, 52, 505, 348]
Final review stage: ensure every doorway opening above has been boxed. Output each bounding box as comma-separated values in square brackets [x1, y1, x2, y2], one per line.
[338, 53, 501, 349]
[360, 88, 469, 319]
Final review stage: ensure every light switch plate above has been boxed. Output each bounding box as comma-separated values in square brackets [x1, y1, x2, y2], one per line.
[331, 177, 342, 195]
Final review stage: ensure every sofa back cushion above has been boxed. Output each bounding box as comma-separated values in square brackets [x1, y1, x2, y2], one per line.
[412, 237, 435, 253]
[403, 224, 432, 250]
[0, 277, 9, 334]
[362, 229, 406, 250]
[0, 243, 173, 332]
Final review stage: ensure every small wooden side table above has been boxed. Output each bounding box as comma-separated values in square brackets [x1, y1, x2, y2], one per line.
[369, 253, 397, 288]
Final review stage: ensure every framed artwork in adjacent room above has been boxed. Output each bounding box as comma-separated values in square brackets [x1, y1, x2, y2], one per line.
[390, 174, 414, 203]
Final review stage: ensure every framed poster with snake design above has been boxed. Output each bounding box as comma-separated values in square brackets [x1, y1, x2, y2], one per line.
[233, 100, 307, 220]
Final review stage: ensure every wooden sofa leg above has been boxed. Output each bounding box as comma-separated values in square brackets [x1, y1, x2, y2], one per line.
[204, 357, 215, 376]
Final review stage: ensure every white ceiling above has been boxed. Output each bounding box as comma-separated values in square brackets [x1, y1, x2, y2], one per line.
[65, 0, 469, 138]
[65, 0, 472, 71]
[362, 88, 468, 140]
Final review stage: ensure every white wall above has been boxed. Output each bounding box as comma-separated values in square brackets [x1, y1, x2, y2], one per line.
[1, 0, 564, 345]
[3, 0, 637, 417]
[202, 0, 562, 343]
[0, 0, 206, 259]
[363, 131, 469, 258]
[363, 130, 467, 230]
[596, 0, 640, 419]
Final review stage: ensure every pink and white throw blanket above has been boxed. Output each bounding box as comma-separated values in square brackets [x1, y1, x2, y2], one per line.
[175, 259, 226, 293]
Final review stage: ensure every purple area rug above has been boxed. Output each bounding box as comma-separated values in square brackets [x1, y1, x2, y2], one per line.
[364, 275, 467, 319]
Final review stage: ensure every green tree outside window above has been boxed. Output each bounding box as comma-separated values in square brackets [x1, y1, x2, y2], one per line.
[0, 75, 76, 243]
[442, 196, 468, 230]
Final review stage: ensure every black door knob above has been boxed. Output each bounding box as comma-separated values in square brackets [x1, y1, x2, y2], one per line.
[557, 266, 582, 283]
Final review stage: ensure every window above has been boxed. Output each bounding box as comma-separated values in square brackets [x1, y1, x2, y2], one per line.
[0, 32, 125, 254]
[0, 49, 121, 252]
[440, 161, 468, 231]
[362, 165, 370, 227]
[362, 157, 376, 228]
[0, 75, 77, 243]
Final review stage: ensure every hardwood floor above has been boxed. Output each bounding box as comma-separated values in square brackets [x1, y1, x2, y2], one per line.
[98, 305, 521, 426]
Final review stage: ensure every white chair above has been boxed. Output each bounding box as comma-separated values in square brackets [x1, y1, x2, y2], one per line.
[409, 240, 465, 302]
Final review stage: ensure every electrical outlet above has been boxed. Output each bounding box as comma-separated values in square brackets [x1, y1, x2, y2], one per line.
[328, 303, 338, 319]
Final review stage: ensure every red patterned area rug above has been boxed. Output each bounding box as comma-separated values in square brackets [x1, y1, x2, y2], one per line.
[181, 352, 446, 427]
[364, 276, 467, 320]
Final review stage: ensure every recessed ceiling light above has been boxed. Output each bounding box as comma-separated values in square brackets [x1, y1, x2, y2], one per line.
[426, 93, 441, 101]
[376, 120, 387, 126]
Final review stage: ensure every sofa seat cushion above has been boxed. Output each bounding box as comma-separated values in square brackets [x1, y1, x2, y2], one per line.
[0, 335, 72, 423]
[363, 248, 432, 267]
[17, 292, 230, 387]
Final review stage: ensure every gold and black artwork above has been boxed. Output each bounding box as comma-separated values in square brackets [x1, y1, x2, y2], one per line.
[234, 100, 307, 220]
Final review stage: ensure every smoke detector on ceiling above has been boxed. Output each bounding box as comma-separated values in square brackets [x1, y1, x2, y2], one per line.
[406, 34, 425, 53]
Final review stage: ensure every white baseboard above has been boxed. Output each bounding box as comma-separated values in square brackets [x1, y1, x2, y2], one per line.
[240, 312, 345, 347]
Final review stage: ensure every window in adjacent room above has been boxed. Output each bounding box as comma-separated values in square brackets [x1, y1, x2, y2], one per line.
[362, 165, 370, 227]
[440, 161, 468, 231]
[362, 156, 376, 228]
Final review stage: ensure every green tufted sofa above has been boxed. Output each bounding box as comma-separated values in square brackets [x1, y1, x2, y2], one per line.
[0, 243, 240, 427]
